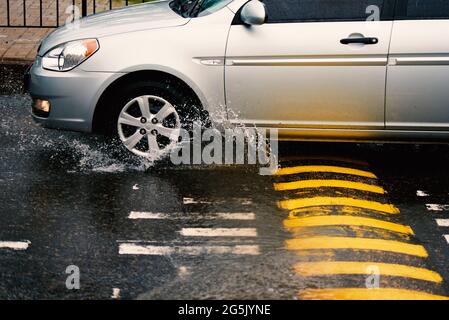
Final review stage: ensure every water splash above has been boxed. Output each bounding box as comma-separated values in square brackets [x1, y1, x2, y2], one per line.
[2, 95, 275, 174]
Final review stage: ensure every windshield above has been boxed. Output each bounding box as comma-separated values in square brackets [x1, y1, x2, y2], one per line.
[170, 0, 233, 17]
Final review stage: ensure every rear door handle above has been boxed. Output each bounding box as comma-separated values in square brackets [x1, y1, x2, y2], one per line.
[340, 37, 378, 45]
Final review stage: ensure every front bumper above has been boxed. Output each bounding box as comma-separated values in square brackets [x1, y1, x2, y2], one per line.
[28, 57, 123, 133]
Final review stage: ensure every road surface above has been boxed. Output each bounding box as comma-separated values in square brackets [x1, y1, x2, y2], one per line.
[1, 94, 449, 299]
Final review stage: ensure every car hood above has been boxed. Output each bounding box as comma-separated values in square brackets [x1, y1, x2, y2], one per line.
[39, 0, 188, 55]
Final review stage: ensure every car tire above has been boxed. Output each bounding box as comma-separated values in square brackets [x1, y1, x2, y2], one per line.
[107, 78, 207, 158]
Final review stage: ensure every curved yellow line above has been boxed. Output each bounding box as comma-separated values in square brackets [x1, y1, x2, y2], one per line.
[274, 165, 377, 178]
[294, 261, 442, 283]
[278, 197, 400, 214]
[286, 237, 428, 257]
[299, 288, 449, 300]
[274, 179, 385, 193]
[283, 216, 413, 235]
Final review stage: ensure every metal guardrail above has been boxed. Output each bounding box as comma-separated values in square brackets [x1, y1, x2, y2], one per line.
[0, 0, 151, 28]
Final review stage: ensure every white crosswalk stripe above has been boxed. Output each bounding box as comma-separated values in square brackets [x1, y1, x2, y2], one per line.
[183, 197, 253, 205]
[416, 190, 429, 197]
[179, 228, 257, 237]
[436, 219, 449, 227]
[0, 241, 30, 250]
[118, 242, 260, 256]
[183, 197, 212, 205]
[128, 211, 255, 220]
[426, 204, 449, 211]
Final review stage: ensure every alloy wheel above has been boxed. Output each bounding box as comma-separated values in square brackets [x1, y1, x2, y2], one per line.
[117, 95, 181, 158]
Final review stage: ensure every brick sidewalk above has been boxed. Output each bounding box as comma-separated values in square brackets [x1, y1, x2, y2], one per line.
[0, 0, 135, 62]
[0, 28, 53, 62]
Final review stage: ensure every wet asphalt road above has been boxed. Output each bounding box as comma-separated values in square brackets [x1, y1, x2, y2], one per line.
[2, 94, 449, 299]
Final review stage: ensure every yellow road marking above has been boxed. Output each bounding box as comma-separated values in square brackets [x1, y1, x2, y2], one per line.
[283, 216, 413, 234]
[298, 288, 449, 300]
[274, 179, 385, 193]
[274, 165, 377, 178]
[286, 237, 428, 257]
[294, 261, 442, 283]
[279, 197, 400, 214]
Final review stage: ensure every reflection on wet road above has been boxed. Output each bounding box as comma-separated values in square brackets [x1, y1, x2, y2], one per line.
[2, 95, 449, 299]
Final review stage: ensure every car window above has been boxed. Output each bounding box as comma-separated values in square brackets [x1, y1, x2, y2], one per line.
[262, 0, 385, 23]
[170, 0, 198, 17]
[197, 0, 234, 16]
[396, 0, 449, 19]
[170, 0, 233, 17]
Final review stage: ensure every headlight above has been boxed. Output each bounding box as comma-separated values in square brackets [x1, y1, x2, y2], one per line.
[42, 39, 99, 71]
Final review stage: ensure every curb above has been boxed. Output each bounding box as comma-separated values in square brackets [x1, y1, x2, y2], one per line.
[0, 59, 33, 65]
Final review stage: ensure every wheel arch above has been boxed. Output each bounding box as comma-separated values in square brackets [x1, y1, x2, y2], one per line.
[92, 69, 207, 134]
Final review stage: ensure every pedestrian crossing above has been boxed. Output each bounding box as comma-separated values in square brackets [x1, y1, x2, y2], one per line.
[419, 191, 449, 245]
[119, 197, 260, 257]
[4, 158, 449, 299]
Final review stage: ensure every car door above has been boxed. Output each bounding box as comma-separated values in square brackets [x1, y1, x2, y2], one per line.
[225, 0, 394, 129]
[386, 0, 449, 130]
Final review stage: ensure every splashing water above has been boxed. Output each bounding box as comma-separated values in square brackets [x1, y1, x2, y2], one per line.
[0, 96, 165, 173]
[2, 95, 275, 174]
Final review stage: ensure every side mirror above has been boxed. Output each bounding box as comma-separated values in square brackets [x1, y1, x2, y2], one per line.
[240, 0, 267, 26]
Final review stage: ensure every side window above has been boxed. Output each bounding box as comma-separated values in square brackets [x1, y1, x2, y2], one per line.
[262, 0, 385, 23]
[396, 0, 449, 19]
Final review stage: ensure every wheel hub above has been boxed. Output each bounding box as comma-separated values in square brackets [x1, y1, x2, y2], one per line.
[117, 95, 181, 158]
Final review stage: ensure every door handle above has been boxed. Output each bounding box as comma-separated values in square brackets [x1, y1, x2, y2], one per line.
[340, 37, 378, 45]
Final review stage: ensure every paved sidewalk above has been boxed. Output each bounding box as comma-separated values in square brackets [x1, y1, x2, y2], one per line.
[1, 0, 71, 62]
[0, 0, 135, 62]
[0, 28, 53, 62]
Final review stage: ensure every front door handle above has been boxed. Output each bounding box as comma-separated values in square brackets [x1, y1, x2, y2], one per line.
[340, 37, 378, 45]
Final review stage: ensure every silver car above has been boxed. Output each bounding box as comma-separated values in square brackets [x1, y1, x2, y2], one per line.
[27, 0, 449, 157]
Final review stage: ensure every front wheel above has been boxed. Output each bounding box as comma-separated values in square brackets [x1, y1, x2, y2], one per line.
[117, 95, 181, 158]
[108, 79, 205, 159]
